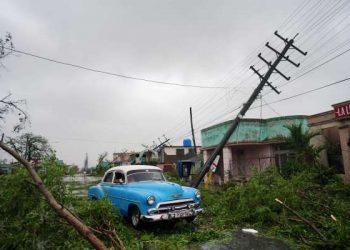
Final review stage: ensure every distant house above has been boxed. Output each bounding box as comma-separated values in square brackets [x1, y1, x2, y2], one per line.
[201, 115, 308, 183]
[0, 163, 12, 174]
[112, 152, 134, 166]
[157, 145, 201, 172]
[159, 145, 200, 164]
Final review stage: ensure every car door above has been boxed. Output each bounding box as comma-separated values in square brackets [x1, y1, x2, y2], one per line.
[108, 171, 129, 216]
[101, 171, 115, 198]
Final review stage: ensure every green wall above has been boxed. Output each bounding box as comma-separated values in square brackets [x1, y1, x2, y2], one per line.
[201, 116, 308, 148]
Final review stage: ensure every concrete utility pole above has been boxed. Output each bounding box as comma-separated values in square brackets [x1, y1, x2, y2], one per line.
[190, 107, 197, 155]
[191, 31, 307, 188]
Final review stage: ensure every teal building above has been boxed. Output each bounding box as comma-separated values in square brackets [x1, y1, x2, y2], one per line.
[201, 115, 308, 183]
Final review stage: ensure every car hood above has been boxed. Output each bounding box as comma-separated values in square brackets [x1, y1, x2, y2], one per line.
[127, 181, 192, 201]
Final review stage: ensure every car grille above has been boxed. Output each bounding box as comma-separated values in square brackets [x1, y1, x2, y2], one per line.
[155, 199, 198, 213]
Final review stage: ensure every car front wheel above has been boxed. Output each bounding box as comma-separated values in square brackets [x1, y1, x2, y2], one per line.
[129, 206, 142, 229]
[186, 216, 196, 223]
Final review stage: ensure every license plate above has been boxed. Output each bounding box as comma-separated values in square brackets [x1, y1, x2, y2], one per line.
[173, 210, 193, 218]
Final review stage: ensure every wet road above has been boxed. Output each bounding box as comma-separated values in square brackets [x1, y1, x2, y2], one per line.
[191, 231, 291, 250]
[63, 174, 100, 197]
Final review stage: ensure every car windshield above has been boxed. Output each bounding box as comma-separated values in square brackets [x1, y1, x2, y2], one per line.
[127, 169, 165, 183]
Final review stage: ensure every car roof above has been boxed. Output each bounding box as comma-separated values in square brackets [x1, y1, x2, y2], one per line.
[106, 165, 161, 174]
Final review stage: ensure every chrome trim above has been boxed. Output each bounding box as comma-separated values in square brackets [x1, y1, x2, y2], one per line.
[141, 208, 203, 222]
[148, 201, 200, 214]
[156, 198, 193, 208]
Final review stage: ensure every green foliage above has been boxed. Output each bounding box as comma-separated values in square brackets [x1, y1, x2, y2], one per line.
[1, 159, 349, 249]
[283, 123, 322, 164]
[0, 161, 225, 250]
[0, 161, 137, 250]
[6, 133, 54, 161]
[222, 167, 350, 249]
[164, 171, 187, 186]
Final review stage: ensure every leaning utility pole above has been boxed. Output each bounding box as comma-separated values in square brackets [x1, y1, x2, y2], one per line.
[152, 136, 170, 151]
[189, 107, 197, 155]
[191, 31, 307, 188]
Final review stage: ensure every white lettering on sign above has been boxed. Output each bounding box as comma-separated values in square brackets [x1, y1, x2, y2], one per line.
[334, 103, 350, 118]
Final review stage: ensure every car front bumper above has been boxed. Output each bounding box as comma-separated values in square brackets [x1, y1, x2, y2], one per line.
[141, 207, 203, 222]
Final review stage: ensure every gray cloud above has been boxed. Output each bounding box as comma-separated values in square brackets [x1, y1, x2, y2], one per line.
[1, 0, 350, 166]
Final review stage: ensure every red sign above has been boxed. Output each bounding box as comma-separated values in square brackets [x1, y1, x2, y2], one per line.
[334, 103, 350, 119]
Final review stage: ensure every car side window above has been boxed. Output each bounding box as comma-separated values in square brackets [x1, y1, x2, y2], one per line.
[103, 172, 114, 183]
[114, 172, 125, 184]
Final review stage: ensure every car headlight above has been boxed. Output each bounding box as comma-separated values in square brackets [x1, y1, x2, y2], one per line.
[147, 195, 155, 205]
[195, 191, 201, 199]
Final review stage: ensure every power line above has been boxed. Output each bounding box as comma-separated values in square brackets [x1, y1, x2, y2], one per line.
[257, 77, 350, 108]
[263, 46, 350, 97]
[49, 137, 141, 144]
[159, 0, 350, 143]
[171, 76, 350, 143]
[8, 48, 226, 89]
[278, 47, 350, 90]
[159, 0, 333, 137]
[169, 0, 324, 129]
[262, 97, 281, 116]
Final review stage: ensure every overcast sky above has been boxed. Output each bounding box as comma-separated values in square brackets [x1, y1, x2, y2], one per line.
[1, 0, 350, 167]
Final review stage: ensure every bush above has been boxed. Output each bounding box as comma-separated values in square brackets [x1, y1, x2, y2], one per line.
[0, 161, 137, 250]
[222, 167, 350, 249]
[1, 160, 349, 249]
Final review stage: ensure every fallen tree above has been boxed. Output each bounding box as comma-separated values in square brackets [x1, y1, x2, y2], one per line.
[0, 140, 122, 250]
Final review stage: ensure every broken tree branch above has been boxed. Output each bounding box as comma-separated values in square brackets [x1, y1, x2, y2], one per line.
[275, 198, 327, 241]
[0, 141, 110, 250]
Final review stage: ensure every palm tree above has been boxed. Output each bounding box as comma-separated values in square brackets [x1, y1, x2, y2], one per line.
[283, 123, 322, 164]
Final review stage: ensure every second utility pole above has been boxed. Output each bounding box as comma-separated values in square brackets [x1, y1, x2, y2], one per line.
[191, 31, 307, 188]
[190, 107, 197, 155]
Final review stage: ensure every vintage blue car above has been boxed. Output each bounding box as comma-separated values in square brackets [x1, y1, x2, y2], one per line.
[88, 165, 203, 228]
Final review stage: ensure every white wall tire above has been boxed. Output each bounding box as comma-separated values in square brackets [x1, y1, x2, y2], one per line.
[129, 206, 142, 229]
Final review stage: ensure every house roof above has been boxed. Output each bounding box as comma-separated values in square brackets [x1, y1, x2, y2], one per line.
[201, 115, 308, 149]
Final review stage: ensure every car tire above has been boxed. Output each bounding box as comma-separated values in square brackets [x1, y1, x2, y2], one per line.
[161, 220, 176, 229]
[129, 206, 143, 229]
[185, 216, 196, 223]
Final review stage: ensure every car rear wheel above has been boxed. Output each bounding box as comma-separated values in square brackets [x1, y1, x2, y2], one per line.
[129, 206, 142, 229]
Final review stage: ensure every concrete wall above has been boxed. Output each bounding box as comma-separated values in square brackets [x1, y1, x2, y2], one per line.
[227, 144, 275, 179]
[203, 144, 277, 182]
[200, 115, 307, 183]
[308, 101, 350, 183]
[159, 146, 200, 164]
